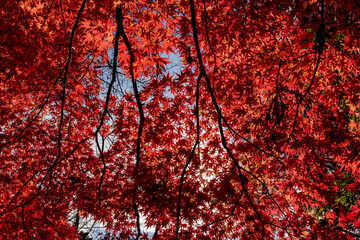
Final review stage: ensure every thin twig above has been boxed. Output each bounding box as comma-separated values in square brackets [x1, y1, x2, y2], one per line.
[202, 189, 244, 229]
[22, 206, 32, 240]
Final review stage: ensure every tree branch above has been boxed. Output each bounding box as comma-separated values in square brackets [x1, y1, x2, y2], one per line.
[58, 0, 87, 159]
[116, 6, 144, 239]
[189, 1, 266, 238]
[175, 73, 201, 238]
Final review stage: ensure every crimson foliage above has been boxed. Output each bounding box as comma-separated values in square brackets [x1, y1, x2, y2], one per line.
[1, 0, 360, 239]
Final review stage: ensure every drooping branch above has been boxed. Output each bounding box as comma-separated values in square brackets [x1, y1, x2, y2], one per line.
[202, 189, 244, 230]
[132, 198, 141, 240]
[22, 206, 32, 240]
[291, 47, 323, 134]
[116, 6, 144, 239]
[201, 0, 275, 159]
[116, 6, 145, 171]
[191, 1, 309, 238]
[96, 134, 107, 205]
[0, 0, 89, 214]
[189, 0, 266, 238]
[93, 5, 124, 206]
[58, 0, 87, 158]
[175, 73, 201, 238]
[291, 0, 325, 134]
[202, 0, 218, 90]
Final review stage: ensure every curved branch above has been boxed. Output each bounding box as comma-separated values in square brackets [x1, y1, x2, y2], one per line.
[175, 73, 201, 239]
[94, 4, 123, 205]
[116, 6, 145, 170]
[189, 1, 266, 238]
[202, 188, 244, 229]
[116, 6, 144, 239]
[291, 0, 325, 134]
[58, 0, 87, 158]
[96, 134, 107, 205]
[22, 206, 32, 240]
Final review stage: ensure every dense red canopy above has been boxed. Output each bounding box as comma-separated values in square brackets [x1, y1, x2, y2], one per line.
[1, 0, 360, 239]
